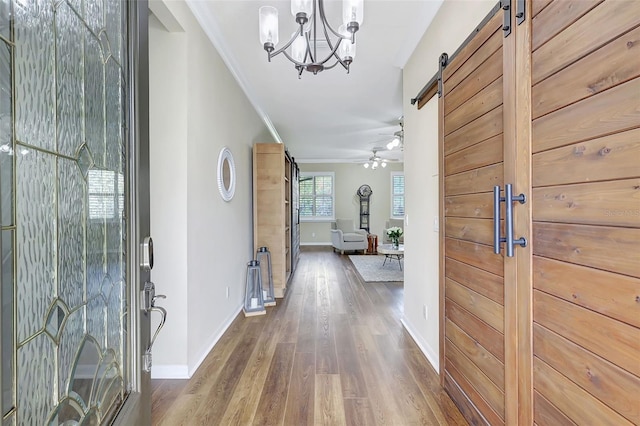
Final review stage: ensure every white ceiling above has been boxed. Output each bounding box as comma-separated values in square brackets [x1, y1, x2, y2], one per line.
[186, 0, 443, 163]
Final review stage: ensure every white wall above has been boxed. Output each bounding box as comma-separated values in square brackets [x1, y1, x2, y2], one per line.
[149, 12, 189, 374]
[149, 2, 275, 378]
[402, 0, 496, 371]
[299, 162, 403, 244]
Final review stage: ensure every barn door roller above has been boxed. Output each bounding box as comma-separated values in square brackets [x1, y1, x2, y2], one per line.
[502, 0, 526, 37]
[516, 0, 526, 25]
[501, 0, 511, 37]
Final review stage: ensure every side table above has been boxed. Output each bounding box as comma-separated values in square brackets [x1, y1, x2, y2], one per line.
[367, 234, 378, 255]
[377, 244, 404, 270]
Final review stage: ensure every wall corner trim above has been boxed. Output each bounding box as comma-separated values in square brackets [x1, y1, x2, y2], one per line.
[185, 0, 283, 145]
[188, 304, 244, 378]
[401, 316, 440, 371]
[149, 0, 184, 32]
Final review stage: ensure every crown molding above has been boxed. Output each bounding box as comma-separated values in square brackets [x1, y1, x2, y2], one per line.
[185, 0, 283, 145]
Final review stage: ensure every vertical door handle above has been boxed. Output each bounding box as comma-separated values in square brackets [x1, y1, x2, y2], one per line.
[143, 306, 167, 373]
[504, 184, 527, 257]
[141, 281, 167, 372]
[494, 184, 527, 256]
[493, 186, 505, 254]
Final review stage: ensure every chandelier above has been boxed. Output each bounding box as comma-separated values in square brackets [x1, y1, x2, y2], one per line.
[259, 0, 363, 77]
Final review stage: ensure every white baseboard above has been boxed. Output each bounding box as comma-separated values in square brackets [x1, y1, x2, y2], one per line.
[401, 316, 439, 372]
[151, 364, 189, 379]
[151, 304, 243, 379]
[188, 304, 243, 378]
[301, 242, 331, 246]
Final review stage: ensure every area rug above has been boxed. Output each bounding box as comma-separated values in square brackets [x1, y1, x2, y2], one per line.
[348, 254, 404, 282]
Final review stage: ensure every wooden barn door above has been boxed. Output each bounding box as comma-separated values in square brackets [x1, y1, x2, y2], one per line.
[440, 7, 512, 425]
[530, 1, 640, 424]
[439, 0, 640, 424]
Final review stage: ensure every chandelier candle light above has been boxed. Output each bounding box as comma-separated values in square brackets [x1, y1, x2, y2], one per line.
[259, 0, 363, 77]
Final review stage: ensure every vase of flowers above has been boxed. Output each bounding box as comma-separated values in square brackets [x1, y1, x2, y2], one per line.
[386, 226, 403, 249]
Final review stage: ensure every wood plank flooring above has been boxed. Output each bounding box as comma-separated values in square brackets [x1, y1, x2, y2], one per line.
[151, 247, 467, 425]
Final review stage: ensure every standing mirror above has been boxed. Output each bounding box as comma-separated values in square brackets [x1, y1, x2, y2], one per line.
[217, 147, 236, 201]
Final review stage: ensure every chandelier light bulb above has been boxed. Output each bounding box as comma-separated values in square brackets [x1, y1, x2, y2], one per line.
[291, 32, 307, 63]
[338, 25, 356, 62]
[343, 0, 364, 32]
[259, 6, 279, 51]
[291, 0, 312, 24]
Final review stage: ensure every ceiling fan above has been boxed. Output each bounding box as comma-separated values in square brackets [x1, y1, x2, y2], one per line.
[362, 149, 399, 169]
[379, 118, 404, 151]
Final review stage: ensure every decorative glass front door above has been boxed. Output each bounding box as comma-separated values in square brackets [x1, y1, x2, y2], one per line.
[0, 1, 148, 424]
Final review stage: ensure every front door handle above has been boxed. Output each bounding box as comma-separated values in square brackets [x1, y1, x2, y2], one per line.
[143, 305, 167, 373]
[141, 281, 167, 372]
[142, 281, 166, 312]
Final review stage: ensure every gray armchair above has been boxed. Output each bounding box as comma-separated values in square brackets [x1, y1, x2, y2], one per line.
[383, 218, 405, 244]
[330, 219, 367, 254]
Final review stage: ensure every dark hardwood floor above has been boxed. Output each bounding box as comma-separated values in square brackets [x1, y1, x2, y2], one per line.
[151, 246, 467, 425]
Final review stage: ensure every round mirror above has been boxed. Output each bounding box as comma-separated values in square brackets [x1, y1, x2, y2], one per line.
[217, 147, 236, 202]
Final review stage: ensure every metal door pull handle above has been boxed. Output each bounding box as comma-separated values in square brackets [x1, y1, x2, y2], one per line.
[493, 184, 527, 257]
[504, 184, 527, 257]
[493, 186, 506, 254]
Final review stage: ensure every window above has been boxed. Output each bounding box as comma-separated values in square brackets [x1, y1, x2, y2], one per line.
[300, 172, 335, 221]
[88, 170, 125, 220]
[391, 172, 405, 218]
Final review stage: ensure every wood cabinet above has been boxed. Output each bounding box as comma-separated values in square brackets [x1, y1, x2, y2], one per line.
[253, 143, 299, 298]
[291, 160, 301, 270]
[436, 1, 640, 424]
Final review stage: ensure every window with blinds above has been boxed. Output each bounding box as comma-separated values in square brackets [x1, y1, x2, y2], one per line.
[300, 172, 335, 220]
[88, 170, 125, 220]
[391, 172, 405, 218]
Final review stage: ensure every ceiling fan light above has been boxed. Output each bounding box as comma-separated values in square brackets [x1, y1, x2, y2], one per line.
[363, 162, 369, 168]
[259, 6, 279, 48]
[381, 161, 387, 168]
